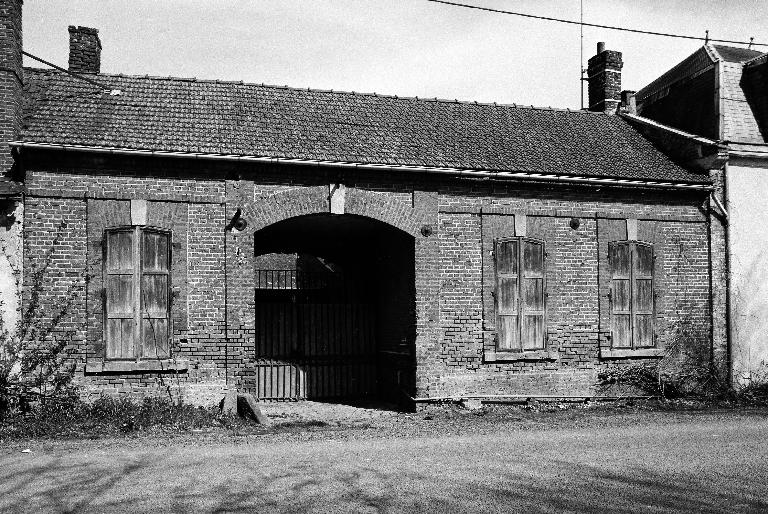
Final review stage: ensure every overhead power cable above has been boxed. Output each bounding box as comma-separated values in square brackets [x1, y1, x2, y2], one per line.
[22, 50, 110, 89]
[426, 0, 767, 47]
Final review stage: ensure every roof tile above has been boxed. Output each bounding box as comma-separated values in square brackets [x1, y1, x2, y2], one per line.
[20, 68, 707, 183]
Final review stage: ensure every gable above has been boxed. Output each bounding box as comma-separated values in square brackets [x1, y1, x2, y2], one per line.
[637, 44, 768, 145]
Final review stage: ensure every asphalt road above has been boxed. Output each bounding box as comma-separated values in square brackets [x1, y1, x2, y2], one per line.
[1, 413, 767, 513]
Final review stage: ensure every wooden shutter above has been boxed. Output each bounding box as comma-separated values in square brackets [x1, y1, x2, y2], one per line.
[633, 243, 654, 347]
[105, 230, 136, 359]
[521, 239, 545, 350]
[141, 230, 170, 358]
[495, 239, 520, 350]
[610, 241, 655, 349]
[609, 242, 632, 348]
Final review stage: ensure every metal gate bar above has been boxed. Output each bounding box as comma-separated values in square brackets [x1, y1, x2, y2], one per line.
[252, 270, 375, 400]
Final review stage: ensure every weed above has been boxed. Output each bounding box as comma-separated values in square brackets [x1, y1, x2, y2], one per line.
[0, 394, 238, 439]
[1, 221, 83, 417]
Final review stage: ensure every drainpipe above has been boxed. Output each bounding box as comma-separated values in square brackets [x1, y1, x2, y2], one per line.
[223, 203, 228, 387]
[722, 160, 734, 386]
[710, 191, 728, 218]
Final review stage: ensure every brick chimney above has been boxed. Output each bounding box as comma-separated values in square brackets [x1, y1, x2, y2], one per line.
[587, 42, 623, 113]
[68, 25, 101, 74]
[0, 0, 22, 177]
[621, 90, 637, 114]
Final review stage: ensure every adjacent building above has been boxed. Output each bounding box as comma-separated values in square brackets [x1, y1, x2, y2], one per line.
[635, 43, 768, 384]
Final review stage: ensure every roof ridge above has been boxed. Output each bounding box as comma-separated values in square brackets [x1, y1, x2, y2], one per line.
[636, 46, 715, 101]
[744, 52, 768, 67]
[707, 43, 764, 63]
[703, 43, 720, 62]
[23, 66, 603, 115]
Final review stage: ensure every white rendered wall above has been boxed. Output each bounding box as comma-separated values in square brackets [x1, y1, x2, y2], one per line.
[0, 199, 22, 334]
[727, 160, 768, 383]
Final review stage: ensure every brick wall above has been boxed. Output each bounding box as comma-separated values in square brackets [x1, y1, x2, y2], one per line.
[429, 180, 711, 398]
[438, 212, 483, 371]
[0, 0, 22, 177]
[21, 153, 715, 403]
[23, 196, 88, 370]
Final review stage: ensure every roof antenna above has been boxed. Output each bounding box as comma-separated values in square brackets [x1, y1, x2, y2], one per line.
[22, 49, 118, 94]
[579, 0, 584, 110]
[748, 37, 754, 49]
[705, 30, 709, 44]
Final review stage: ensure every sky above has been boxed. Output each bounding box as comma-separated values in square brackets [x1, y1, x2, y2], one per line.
[21, 0, 768, 110]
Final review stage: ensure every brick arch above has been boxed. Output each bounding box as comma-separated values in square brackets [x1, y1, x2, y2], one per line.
[248, 185, 423, 237]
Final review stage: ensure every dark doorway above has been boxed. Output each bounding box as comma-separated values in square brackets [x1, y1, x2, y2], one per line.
[246, 214, 416, 404]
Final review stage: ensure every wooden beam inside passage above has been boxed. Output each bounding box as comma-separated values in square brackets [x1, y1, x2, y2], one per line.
[626, 218, 638, 240]
[330, 183, 346, 214]
[514, 214, 527, 236]
[130, 199, 148, 226]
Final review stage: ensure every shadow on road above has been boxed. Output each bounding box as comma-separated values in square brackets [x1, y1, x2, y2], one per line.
[2, 451, 766, 513]
[2, 416, 768, 513]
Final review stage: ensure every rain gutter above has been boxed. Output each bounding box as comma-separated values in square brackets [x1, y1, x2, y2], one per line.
[9, 141, 712, 191]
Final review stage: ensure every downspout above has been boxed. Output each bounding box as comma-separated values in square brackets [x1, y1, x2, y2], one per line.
[710, 191, 728, 218]
[722, 160, 734, 385]
[716, 59, 725, 142]
[707, 192, 715, 372]
[715, 56, 733, 385]
[223, 202, 228, 387]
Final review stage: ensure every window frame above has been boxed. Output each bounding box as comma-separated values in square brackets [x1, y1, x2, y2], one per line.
[493, 236, 547, 352]
[103, 225, 172, 361]
[608, 240, 655, 350]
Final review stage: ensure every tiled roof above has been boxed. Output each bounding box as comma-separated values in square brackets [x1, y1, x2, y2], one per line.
[637, 45, 767, 104]
[20, 68, 707, 183]
[715, 45, 767, 143]
[637, 44, 768, 145]
[721, 61, 766, 143]
[711, 45, 764, 63]
[635, 47, 714, 105]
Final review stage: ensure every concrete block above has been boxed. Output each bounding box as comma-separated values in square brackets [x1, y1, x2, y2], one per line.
[220, 390, 238, 416]
[237, 393, 271, 425]
[461, 398, 483, 411]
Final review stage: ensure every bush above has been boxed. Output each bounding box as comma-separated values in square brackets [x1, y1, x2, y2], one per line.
[1, 222, 81, 417]
[736, 381, 768, 406]
[596, 347, 731, 401]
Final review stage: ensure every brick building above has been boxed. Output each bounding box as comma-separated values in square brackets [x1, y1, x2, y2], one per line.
[631, 44, 768, 385]
[1, 1, 724, 405]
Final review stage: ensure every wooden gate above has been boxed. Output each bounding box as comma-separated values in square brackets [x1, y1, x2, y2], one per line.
[249, 270, 376, 400]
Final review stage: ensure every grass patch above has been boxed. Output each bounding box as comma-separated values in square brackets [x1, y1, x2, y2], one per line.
[0, 394, 250, 440]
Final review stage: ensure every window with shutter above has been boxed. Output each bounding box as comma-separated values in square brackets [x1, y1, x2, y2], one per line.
[104, 227, 171, 359]
[105, 229, 135, 359]
[495, 237, 545, 351]
[609, 241, 654, 349]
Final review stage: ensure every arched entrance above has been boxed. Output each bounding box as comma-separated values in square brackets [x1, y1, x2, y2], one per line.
[246, 213, 416, 404]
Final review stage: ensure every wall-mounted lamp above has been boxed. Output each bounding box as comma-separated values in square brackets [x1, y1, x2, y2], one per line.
[1, 200, 17, 229]
[226, 208, 248, 232]
[569, 217, 580, 230]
